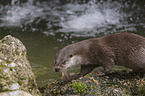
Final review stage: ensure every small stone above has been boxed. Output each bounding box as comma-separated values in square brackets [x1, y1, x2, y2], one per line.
[0, 90, 32, 96]
[0, 59, 3, 62]
[3, 68, 10, 74]
[11, 42, 15, 44]
[10, 83, 20, 90]
[8, 62, 16, 67]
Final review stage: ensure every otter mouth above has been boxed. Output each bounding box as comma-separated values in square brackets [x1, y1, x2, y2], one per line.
[54, 66, 62, 72]
[55, 67, 60, 72]
[54, 65, 67, 72]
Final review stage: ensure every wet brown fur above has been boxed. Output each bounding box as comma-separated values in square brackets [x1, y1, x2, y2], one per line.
[55, 32, 145, 81]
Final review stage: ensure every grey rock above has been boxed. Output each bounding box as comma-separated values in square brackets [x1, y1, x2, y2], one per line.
[0, 90, 32, 96]
[0, 35, 40, 96]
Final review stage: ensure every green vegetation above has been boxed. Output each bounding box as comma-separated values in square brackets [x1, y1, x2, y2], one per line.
[72, 81, 87, 95]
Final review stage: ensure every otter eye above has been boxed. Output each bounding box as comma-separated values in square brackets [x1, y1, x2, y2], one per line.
[70, 54, 73, 57]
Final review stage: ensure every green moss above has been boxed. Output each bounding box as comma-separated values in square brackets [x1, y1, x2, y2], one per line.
[22, 53, 25, 56]
[2, 40, 5, 43]
[0, 64, 6, 67]
[72, 81, 87, 95]
[10, 68, 13, 71]
[18, 81, 23, 85]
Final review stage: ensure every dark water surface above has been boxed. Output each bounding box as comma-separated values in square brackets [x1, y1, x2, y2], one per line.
[0, 0, 145, 87]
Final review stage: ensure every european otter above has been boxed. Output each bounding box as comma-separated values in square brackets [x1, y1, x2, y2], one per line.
[54, 32, 145, 80]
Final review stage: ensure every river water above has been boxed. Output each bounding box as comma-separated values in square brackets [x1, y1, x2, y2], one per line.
[0, 0, 145, 87]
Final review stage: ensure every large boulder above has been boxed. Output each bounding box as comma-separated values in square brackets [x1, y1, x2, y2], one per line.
[0, 35, 40, 96]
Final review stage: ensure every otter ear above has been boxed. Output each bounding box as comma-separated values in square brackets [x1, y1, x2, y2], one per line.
[70, 54, 73, 58]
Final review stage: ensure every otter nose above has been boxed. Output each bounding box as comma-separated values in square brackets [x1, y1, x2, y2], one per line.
[55, 68, 60, 72]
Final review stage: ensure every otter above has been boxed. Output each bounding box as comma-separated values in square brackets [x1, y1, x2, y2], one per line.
[54, 32, 145, 81]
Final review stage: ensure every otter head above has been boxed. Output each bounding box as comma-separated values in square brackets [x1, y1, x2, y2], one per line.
[54, 45, 83, 73]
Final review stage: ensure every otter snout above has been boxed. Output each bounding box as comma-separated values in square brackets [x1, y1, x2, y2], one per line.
[54, 66, 61, 72]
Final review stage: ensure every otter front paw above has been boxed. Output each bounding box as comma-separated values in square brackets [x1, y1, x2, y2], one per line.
[62, 72, 72, 80]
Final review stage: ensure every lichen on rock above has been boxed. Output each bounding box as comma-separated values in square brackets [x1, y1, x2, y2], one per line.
[0, 35, 40, 96]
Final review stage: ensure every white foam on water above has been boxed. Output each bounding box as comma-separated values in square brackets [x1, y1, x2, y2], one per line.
[0, 0, 45, 26]
[0, 0, 138, 37]
[60, 1, 123, 35]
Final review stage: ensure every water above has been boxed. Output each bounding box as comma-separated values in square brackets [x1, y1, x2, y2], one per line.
[0, 0, 145, 87]
[60, 1, 123, 35]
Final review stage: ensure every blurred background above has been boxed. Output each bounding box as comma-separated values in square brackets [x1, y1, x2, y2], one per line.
[0, 0, 144, 87]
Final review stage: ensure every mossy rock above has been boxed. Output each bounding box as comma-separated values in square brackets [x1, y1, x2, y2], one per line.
[0, 35, 41, 96]
[41, 70, 145, 96]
